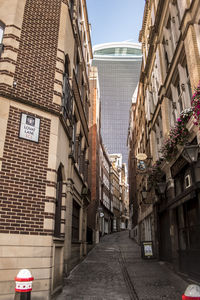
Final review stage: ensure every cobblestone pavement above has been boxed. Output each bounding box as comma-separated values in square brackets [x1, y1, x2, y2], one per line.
[56, 231, 188, 300]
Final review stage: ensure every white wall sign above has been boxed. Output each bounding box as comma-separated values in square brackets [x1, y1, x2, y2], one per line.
[19, 113, 40, 142]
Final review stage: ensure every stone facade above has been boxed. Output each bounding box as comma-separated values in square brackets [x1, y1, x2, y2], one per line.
[99, 142, 114, 236]
[87, 66, 101, 245]
[129, 0, 200, 281]
[120, 164, 129, 230]
[88, 67, 125, 239]
[109, 159, 121, 232]
[0, 0, 92, 299]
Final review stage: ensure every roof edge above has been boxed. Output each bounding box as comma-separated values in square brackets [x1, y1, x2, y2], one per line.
[93, 41, 141, 52]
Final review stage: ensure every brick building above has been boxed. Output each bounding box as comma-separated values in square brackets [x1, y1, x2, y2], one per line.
[0, 0, 92, 298]
[87, 66, 101, 245]
[128, 101, 139, 240]
[129, 0, 200, 281]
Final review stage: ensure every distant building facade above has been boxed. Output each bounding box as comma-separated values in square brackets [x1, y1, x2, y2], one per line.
[109, 154, 123, 232]
[92, 42, 142, 164]
[99, 142, 114, 236]
[0, 0, 92, 298]
[120, 164, 129, 230]
[88, 66, 101, 245]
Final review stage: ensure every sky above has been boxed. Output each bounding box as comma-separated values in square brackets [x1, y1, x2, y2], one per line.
[86, 0, 145, 47]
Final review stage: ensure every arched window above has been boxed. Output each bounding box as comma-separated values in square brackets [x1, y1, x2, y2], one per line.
[54, 165, 63, 237]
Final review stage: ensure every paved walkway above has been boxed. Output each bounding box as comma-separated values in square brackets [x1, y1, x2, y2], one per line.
[56, 231, 188, 300]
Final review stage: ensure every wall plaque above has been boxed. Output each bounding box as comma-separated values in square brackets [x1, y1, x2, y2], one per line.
[19, 113, 40, 143]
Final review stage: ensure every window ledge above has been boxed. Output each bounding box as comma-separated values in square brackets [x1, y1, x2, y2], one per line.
[72, 240, 82, 244]
[53, 237, 65, 243]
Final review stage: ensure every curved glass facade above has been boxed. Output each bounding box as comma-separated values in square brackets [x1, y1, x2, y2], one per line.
[92, 43, 142, 164]
[94, 47, 142, 57]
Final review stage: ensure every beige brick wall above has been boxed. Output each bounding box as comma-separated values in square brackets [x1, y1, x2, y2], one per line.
[0, 0, 26, 28]
[0, 0, 24, 88]
[0, 97, 9, 170]
[184, 25, 200, 90]
[0, 233, 52, 299]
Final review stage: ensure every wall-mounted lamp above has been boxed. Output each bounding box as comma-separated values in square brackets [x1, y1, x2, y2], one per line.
[182, 144, 199, 164]
[156, 182, 167, 195]
[141, 187, 153, 205]
[181, 143, 199, 185]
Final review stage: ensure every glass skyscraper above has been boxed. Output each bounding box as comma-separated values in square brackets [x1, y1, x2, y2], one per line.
[92, 42, 142, 164]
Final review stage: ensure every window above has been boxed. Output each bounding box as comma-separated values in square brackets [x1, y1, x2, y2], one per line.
[79, 147, 86, 177]
[72, 200, 80, 241]
[77, 134, 82, 167]
[177, 80, 183, 113]
[185, 63, 192, 99]
[166, 15, 175, 53]
[69, 0, 74, 19]
[54, 165, 63, 237]
[155, 113, 163, 158]
[85, 97, 89, 121]
[75, 52, 80, 84]
[64, 54, 69, 77]
[72, 117, 77, 155]
[62, 54, 73, 121]
[185, 174, 191, 189]
[0, 22, 4, 43]
[81, 76, 85, 102]
[174, 74, 184, 114]
[162, 38, 169, 73]
[0, 22, 5, 57]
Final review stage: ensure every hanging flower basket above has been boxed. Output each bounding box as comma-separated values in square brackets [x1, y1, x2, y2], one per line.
[191, 82, 200, 129]
[147, 159, 165, 187]
[161, 108, 193, 160]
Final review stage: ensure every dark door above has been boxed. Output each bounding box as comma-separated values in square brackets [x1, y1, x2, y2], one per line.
[159, 210, 172, 262]
[177, 197, 200, 280]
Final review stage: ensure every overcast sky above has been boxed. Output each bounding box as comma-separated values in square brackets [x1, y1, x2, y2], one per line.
[86, 0, 145, 47]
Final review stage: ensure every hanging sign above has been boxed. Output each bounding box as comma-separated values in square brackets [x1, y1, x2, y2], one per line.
[136, 153, 147, 160]
[19, 113, 40, 143]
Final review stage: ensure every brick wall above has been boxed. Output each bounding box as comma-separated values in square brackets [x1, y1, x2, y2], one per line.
[88, 124, 98, 229]
[0, 0, 61, 112]
[0, 106, 51, 235]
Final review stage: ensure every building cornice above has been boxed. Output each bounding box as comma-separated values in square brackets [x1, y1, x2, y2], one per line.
[139, 0, 149, 42]
[82, 0, 93, 59]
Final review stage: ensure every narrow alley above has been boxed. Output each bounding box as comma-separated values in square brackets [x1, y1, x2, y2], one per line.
[1, 1, 200, 299]
[56, 231, 188, 300]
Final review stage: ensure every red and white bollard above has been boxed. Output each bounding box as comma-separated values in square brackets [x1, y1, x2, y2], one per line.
[182, 284, 200, 300]
[14, 269, 34, 300]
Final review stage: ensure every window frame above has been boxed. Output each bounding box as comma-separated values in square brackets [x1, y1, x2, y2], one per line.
[0, 21, 5, 44]
[72, 200, 80, 242]
[0, 21, 5, 57]
[54, 165, 63, 238]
